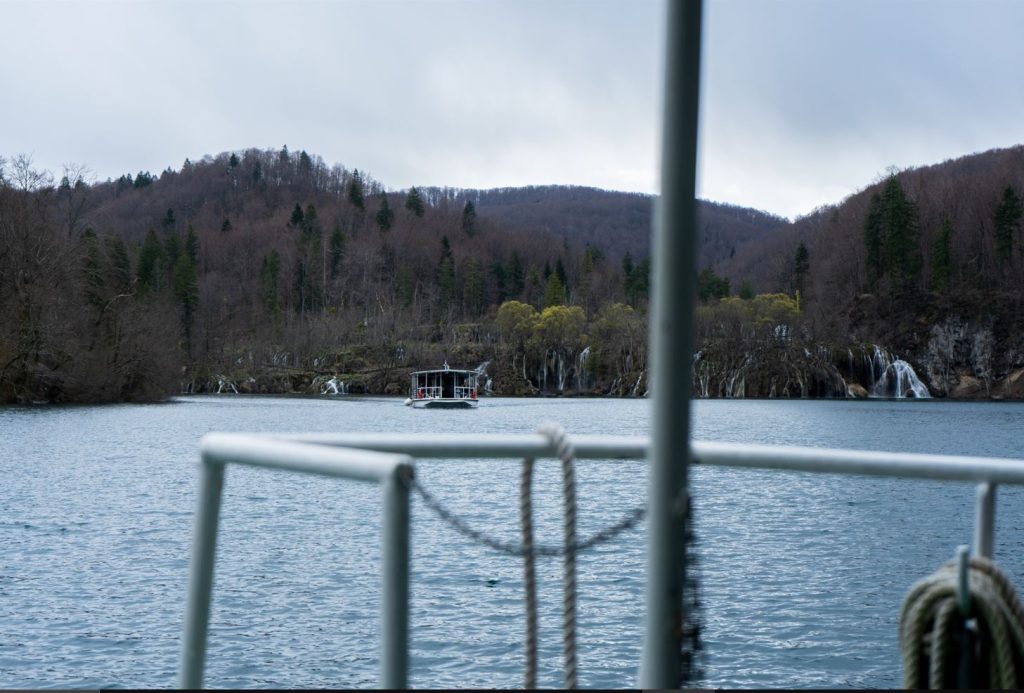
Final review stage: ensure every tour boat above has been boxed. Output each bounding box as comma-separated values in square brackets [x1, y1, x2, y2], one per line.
[404, 362, 479, 408]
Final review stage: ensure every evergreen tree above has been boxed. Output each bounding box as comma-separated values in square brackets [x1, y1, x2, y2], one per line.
[555, 257, 568, 287]
[490, 261, 508, 304]
[137, 230, 165, 293]
[172, 252, 199, 347]
[994, 185, 1022, 262]
[81, 229, 104, 310]
[260, 251, 281, 313]
[461, 200, 477, 236]
[881, 176, 921, 285]
[543, 273, 565, 307]
[228, 153, 240, 168]
[437, 236, 456, 311]
[290, 203, 304, 227]
[375, 194, 394, 231]
[697, 266, 730, 302]
[252, 161, 263, 184]
[738, 280, 755, 300]
[864, 192, 884, 289]
[329, 227, 346, 278]
[931, 217, 954, 291]
[303, 204, 320, 237]
[507, 251, 525, 297]
[461, 258, 485, 316]
[185, 225, 200, 266]
[105, 236, 132, 294]
[793, 241, 810, 295]
[347, 170, 365, 211]
[220, 218, 232, 233]
[161, 208, 176, 231]
[405, 187, 425, 217]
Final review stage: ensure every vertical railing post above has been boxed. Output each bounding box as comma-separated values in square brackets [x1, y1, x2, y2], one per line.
[179, 458, 226, 689]
[973, 482, 996, 559]
[381, 463, 411, 689]
[640, 0, 703, 688]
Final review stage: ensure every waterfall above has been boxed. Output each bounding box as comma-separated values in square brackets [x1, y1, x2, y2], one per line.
[557, 353, 567, 393]
[216, 376, 238, 394]
[576, 346, 591, 392]
[868, 345, 931, 398]
[475, 361, 493, 394]
[630, 371, 645, 397]
[321, 378, 348, 395]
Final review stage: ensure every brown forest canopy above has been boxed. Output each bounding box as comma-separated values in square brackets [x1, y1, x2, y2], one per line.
[2, 143, 1023, 403]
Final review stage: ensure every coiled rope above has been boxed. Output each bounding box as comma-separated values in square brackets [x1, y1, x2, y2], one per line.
[520, 422, 578, 689]
[899, 553, 1024, 688]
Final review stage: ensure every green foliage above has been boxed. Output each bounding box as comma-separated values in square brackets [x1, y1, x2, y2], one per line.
[543, 272, 565, 307]
[220, 218, 232, 233]
[496, 300, 538, 346]
[133, 171, 154, 188]
[994, 185, 1021, 262]
[462, 200, 477, 236]
[697, 266, 730, 302]
[931, 217, 954, 291]
[405, 187, 425, 217]
[228, 153, 240, 168]
[290, 203, 304, 227]
[532, 305, 586, 353]
[375, 194, 394, 232]
[738, 280, 755, 300]
[161, 208, 176, 231]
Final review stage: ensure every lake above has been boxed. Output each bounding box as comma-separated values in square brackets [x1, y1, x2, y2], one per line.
[1, 396, 1022, 688]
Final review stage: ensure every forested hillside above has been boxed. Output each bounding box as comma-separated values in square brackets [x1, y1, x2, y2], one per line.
[4, 144, 1022, 404]
[702, 145, 1024, 398]
[0, 148, 681, 402]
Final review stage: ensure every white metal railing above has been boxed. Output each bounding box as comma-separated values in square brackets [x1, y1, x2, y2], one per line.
[179, 432, 1021, 688]
[413, 385, 441, 399]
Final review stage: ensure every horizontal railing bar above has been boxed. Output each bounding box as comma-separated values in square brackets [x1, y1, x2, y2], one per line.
[264, 433, 1024, 485]
[201, 433, 410, 482]
[270, 432, 650, 460]
[694, 441, 1024, 484]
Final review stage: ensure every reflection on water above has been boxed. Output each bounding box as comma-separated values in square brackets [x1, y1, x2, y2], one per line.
[1, 396, 1022, 688]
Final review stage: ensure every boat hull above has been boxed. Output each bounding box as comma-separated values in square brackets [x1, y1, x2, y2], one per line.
[409, 398, 478, 409]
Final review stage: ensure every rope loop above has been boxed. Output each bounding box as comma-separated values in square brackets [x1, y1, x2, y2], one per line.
[900, 553, 1024, 688]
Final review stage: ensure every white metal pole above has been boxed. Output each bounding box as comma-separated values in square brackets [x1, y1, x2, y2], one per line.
[381, 465, 411, 688]
[640, 0, 703, 687]
[179, 459, 226, 689]
[974, 482, 996, 558]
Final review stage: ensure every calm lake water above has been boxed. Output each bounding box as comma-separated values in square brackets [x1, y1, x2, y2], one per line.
[2, 396, 1023, 688]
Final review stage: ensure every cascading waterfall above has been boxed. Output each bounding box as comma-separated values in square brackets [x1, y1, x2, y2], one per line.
[216, 376, 238, 394]
[576, 346, 591, 392]
[321, 378, 348, 395]
[556, 352, 567, 393]
[868, 345, 931, 398]
[475, 361, 493, 394]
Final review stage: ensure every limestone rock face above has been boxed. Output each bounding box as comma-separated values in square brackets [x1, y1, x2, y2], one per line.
[949, 374, 985, 399]
[996, 368, 1024, 399]
[846, 383, 869, 398]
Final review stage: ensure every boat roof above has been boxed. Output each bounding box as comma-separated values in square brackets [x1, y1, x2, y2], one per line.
[410, 368, 477, 376]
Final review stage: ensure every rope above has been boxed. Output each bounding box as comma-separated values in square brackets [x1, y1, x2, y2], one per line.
[520, 456, 538, 689]
[519, 423, 578, 689]
[537, 421, 579, 690]
[899, 554, 1024, 688]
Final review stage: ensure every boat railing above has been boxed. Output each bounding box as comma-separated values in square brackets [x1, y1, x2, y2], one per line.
[453, 385, 476, 399]
[414, 385, 442, 399]
[179, 431, 1018, 688]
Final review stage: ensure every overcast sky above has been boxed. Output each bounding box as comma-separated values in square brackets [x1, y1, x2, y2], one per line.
[2, 0, 1022, 219]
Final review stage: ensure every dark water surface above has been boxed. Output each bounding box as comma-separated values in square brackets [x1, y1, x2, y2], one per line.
[1, 396, 1022, 688]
